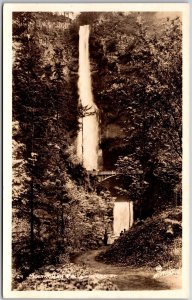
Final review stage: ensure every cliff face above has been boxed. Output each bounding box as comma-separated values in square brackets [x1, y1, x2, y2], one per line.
[88, 12, 181, 174]
[87, 11, 182, 216]
[88, 13, 141, 170]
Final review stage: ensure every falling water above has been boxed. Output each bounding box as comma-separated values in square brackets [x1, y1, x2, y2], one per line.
[113, 201, 134, 237]
[77, 25, 99, 171]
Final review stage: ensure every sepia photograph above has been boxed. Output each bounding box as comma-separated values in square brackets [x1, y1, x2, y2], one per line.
[3, 3, 190, 298]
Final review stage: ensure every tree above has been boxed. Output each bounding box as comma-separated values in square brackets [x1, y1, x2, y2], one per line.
[90, 13, 182, 214]
[12, 12, 113, 277]
[117, 15, 182, 211]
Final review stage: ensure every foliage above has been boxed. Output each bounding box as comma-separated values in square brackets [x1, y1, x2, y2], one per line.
[12, 121, 31, 202]
[13, 263, 118, 291]
[90, 13, 182, 213]
[12, 12, 113, 277]
[12, 11, 182, 279]
[97, 206, 182, 269]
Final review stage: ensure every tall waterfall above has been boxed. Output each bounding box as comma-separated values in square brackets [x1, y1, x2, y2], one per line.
[77, 25, 99, 171]
[113, 201, 134, 237]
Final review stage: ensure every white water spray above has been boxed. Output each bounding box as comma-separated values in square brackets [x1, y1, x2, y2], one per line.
[77, 25, 99, 171]
[113, 201, 134, 237]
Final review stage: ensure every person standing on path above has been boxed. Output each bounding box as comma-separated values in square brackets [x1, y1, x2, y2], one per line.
[103, 228, 108, 246]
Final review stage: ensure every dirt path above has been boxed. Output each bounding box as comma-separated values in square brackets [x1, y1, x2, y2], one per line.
[74, 248, 181, 291]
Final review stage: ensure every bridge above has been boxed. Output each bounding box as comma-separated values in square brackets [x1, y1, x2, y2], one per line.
[88, 170, 117, 182]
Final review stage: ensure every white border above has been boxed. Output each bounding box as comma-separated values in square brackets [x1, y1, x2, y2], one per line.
[3, 3, 190, 298]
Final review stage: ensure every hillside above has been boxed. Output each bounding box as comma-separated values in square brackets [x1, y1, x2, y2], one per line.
[97, 207, 182, 269]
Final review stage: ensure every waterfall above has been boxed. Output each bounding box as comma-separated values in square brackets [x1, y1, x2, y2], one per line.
[113, 201, 134, 237]
[77, 25, 99, 171]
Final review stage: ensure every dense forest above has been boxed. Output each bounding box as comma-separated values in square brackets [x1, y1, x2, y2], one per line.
[12, 11, 182, 289]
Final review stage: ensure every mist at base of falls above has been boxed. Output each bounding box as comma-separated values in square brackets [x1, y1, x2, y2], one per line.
[77, 25, 99, 171]
[113, 201, 134, 237]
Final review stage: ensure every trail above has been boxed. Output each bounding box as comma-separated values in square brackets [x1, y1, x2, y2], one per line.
[14, 248, 181, 291]
[74, 248, 182, 291]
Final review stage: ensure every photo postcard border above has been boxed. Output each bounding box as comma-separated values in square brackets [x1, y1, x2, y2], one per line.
[3, 2, 190, 298]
